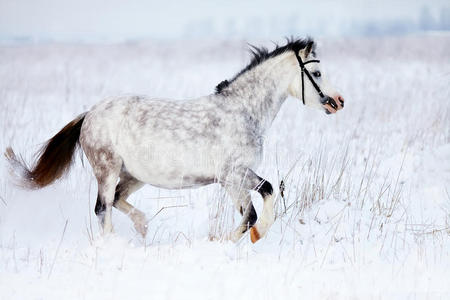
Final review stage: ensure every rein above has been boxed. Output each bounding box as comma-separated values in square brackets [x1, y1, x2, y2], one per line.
[294, 50, 332, 107]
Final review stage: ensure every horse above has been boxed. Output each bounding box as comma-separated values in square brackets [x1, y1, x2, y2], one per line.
[5, 38, 344, 243]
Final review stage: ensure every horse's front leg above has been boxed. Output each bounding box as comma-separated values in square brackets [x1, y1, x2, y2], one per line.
[224, 168, 276, 243]
[225, 188, 257, 242]
[250, 178, 275, 243]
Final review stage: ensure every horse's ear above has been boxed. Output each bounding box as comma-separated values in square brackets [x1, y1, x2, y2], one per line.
[300, 40, 315, 59]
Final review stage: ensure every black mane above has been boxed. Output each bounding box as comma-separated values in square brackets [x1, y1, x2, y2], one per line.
[215, 37, 315, 94]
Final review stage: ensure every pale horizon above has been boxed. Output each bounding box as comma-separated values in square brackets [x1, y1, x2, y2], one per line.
[1, 0, 449, 43]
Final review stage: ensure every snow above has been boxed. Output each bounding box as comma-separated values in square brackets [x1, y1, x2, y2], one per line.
[1, 34, 450, 299]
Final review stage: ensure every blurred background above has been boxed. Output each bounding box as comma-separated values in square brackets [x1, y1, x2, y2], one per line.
[1, 0, 449, 43]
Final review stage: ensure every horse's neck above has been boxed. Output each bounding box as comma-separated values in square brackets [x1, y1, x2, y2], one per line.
[230, 52, 297, 131]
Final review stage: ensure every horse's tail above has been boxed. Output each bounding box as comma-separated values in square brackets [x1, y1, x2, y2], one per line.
[4, 112, 87, 189]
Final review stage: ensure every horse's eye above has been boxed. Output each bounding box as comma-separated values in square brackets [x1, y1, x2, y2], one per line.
[313, 71, 321, 78]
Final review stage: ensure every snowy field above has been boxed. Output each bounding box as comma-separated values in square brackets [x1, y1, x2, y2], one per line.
[0, 34, 449, 299]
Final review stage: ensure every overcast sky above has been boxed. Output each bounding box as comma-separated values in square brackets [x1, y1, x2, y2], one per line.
[0, 0, 448, 42]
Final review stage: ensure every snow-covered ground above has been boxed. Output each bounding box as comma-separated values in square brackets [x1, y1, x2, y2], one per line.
[0, 34, 449, 299]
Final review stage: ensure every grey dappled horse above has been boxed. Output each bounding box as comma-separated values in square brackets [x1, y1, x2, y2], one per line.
[6, 38, 344, 243]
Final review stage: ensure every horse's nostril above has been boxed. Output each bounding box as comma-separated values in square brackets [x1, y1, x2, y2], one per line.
[337, 96, 344, 108]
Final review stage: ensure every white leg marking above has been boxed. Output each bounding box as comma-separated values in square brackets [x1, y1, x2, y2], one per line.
[252, 193, 275, 241]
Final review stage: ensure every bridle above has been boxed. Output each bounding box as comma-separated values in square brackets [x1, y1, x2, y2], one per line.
[294, 50, 337, 110]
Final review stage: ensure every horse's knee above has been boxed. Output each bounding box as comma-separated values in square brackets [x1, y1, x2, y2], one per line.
[257, 180, 273, 198]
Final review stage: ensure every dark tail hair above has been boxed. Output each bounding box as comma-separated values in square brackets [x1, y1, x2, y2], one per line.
[4, 113, 86, 189]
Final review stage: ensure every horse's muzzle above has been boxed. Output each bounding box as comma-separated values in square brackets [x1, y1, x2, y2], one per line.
[322, 94, 344, 114]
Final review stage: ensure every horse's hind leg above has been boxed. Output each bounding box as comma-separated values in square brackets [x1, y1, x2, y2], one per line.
[113, 171, 148, 237]
[90, 149, 122, 235]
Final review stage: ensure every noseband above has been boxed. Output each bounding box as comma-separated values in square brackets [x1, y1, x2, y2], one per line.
[294, 50, 337, 110]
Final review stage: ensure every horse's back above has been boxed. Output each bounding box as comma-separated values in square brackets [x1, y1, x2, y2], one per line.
[80, 95, 236, 187]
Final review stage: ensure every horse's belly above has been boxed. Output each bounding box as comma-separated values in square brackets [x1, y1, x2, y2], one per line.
[118, 144, 218, 189]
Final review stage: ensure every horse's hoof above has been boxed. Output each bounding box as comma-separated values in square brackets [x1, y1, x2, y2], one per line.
[134, 222, 148, 238]
[229, 228, 245, 243]
[250, 227, 260, 243]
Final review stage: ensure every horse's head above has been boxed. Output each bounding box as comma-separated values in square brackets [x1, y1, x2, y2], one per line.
[288, 40, 344, 114]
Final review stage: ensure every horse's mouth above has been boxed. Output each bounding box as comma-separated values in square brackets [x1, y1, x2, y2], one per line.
[323, 103, 338, 114]
[323, 97, 344, 114]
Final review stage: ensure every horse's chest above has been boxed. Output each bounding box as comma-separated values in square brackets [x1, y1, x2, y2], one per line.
[224, 125, 264, 167]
